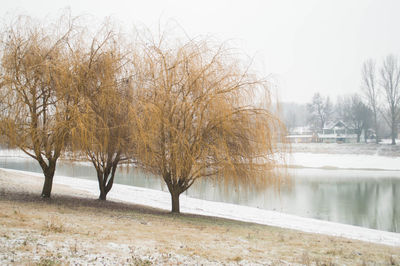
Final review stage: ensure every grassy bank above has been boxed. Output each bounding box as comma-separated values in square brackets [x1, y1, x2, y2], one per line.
[0, 170, 399, 265]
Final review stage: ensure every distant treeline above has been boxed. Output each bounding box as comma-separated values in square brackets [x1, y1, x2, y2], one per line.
[281, 55, 400, 145]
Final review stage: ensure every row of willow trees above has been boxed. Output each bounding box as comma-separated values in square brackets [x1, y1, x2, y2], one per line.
[0, 14, 285, 213]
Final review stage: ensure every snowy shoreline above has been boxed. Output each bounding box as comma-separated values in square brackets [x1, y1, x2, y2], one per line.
[290, 152, 400, 171]
[2, 167, 400, 247]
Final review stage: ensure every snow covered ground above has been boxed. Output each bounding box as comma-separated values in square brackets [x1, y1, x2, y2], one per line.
[289, 142, 400, 156]
[289, 152, 400, 171]
[2, 167, 400, 247]
[287, 142, 400, 171]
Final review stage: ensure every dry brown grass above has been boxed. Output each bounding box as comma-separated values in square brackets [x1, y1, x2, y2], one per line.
[0, 170, 400, 265]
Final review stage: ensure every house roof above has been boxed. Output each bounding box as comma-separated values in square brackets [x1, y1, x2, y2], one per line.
[323, 120, 348, 130]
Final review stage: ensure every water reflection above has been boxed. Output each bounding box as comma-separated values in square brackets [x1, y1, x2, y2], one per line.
[0, 155, 399, 233]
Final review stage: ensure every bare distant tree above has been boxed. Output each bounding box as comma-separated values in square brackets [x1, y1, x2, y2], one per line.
[307, 93, 333, 131]
[380, 55, 400, 145]
[281, 102, 308, 132]
[339, 94, 371, 143]
[335, 95, 346, 121]
[361, 59, 380, 143]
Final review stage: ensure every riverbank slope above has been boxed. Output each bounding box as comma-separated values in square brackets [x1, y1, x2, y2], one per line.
[1, 169, 400, 265]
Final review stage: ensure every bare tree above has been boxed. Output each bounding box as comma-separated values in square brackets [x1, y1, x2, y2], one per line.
[307, 93, 333, 131]
[0, 14, 79, 198]
[361, 59, 380, 143]
[339, 94, 371, 143]
[380, 55, 400, 145]
[281, 102, 308, 132]
[71, 23, 134, 200]
[131, 36, 286, 213]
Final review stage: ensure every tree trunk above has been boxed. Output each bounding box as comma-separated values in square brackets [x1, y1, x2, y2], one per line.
[99, 190, 107, 200]
[171, 191, 180, 213]
[41, 167, 55, 198]
[96, 159, 119, 201]
[364, 129, 368, 143]
[374, 112, 379, 144]
[357, 133, 361, 143]
[392, 121, 396, 145]
[104, 160, 118, 198]
[97, 171, 107, 200]
[163, 172, 186, 213]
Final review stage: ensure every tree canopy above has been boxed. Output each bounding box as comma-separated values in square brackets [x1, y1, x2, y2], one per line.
[71, 22, 134, 200]
[131, 36, 286, 212]
[0, 14, 80, 197]
[0, 14, 287, 209]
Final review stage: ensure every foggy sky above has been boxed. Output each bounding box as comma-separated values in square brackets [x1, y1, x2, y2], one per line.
[2, 0, 400, 103]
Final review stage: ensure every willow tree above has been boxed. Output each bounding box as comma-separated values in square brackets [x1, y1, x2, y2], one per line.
[72, 23, 133, 200]
[132, 36, 285, 213]
[0, 15, 79, 198]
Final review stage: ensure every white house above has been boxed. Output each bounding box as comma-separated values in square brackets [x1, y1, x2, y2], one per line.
[318, 121, 359, 143]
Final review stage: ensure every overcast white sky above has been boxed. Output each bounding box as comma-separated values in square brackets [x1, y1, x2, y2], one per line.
[2, 0, 400, 103]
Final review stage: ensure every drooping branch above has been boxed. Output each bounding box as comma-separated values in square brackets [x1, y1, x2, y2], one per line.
[130, 32, 286, 213]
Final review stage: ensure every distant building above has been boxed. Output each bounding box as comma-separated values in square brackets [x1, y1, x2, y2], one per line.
[286, 121, 362, 143]
[318, 121, 359, 143]
[286, 126, 318, 143]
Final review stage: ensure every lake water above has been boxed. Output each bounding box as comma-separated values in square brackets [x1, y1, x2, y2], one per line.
[0, 154, 399, 233]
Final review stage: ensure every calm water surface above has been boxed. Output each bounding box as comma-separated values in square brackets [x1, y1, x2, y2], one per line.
[0, 154, 399, 233]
